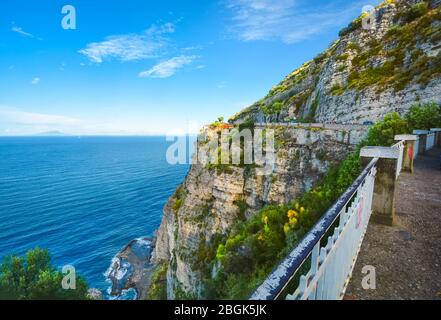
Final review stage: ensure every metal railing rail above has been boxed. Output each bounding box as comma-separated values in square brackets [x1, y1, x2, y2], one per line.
[288, 162, 377, 300]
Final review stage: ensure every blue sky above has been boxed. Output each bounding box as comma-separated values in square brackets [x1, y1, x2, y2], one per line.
[0, 0, 381, 135]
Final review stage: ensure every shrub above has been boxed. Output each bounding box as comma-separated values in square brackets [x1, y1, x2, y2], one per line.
[0, 248, 89, 300]
[330, 84, 345, 96]
[339, 17, 362, 37]
[405, 102, 441, 130]
[347, 42, 360, 51]
[210, 117, 225, 127]
[173, 199, 183, 212]
[336, 54, 349, 62]
[313, 52, 328, 64]
[238, 119, 256, 133]
[364, 112, 409, 146]
[348, 61, 395, 90]
[398, 2, 429, 24]
[147, 263, 168, 300]
[262, 101, 284, 116]
[172, 186, 185, 213]
[386, 25, 404, 38]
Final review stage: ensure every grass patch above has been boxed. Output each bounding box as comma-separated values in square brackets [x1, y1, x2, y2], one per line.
[147, 263, 168, 300]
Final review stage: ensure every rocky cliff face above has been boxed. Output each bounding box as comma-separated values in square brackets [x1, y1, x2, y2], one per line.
[150, 0, 441, 299]
[152, 124, 367, 298]
[230, 0, 441, 125]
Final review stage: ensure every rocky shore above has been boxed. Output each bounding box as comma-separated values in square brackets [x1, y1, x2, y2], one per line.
[105, 237, 156, 300]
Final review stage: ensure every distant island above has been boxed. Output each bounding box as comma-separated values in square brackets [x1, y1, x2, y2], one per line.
[34, 131, 69, 136]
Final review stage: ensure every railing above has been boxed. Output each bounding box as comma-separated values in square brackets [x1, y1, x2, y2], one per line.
[392, 140, 404, 179]
[250, 132, 422, 300]
[251, 129, 438, 300]
[426, 133, 436, 151]
[250, 158, 378, 300]
[414, 138, 420, 160]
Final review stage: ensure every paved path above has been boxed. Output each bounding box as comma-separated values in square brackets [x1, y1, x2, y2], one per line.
[346, 148, 441, 300]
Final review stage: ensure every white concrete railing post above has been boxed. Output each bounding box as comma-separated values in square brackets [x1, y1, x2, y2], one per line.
[413, 130, 430, 155]
[360, 147, 400, 226]
[426, 132, 436, 150]
[430, 128, 441, 147]
[394, 135, 418, 174]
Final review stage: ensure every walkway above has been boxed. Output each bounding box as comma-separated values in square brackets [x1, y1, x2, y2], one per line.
[346, 148, 441, 300]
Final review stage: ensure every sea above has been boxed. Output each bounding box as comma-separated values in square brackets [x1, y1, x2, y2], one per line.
[0, 136, 193, 298]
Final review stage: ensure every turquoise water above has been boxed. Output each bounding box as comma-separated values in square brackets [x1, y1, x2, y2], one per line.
[0, 136, 190, 295]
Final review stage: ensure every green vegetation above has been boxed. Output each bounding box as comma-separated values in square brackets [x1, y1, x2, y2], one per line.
[346, 3, 441, 93]
[172, 186, 185, 213]
[262, 101, 284, 116]
[173, 199, 183, 212]
[210, 117, 226, 127]
[203, 103, 439, 299]
[363, 112, 409, 146]
[386, 24, 404, 37]
[238, 119, 256, 132]
[0, 248, 89, 300]
[147, 263, 168, 300]
[330, 84, 345, 96]
[348, 61, 396, 90]
[339, 16, 362, 37]
[336, 54, 349, 62]
[313, 51, 329, 65]
[346, 42, 361, 52]
[174, 283, 198, 300]
[405, 102, 441, 130]
[396, 1, 429, 24]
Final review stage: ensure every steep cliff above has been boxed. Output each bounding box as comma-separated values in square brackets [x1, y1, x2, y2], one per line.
[152, 124, 367, 298]
[150, 0, 441, 299]
[230, 0, 441, 125]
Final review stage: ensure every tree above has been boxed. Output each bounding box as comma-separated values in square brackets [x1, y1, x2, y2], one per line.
[405, 102, 441, 131]
[0, 248, 89, 300]
[364, 112, 409, 147]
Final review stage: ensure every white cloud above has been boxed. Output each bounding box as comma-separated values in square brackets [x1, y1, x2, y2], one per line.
[79, 23, 175, 63]
[0, 109, 81, 126]
[31, 77, 41, 85]
[139, 55, 198, 78]
[11, 26, 35, 38]
[225, 0, 374, 44]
